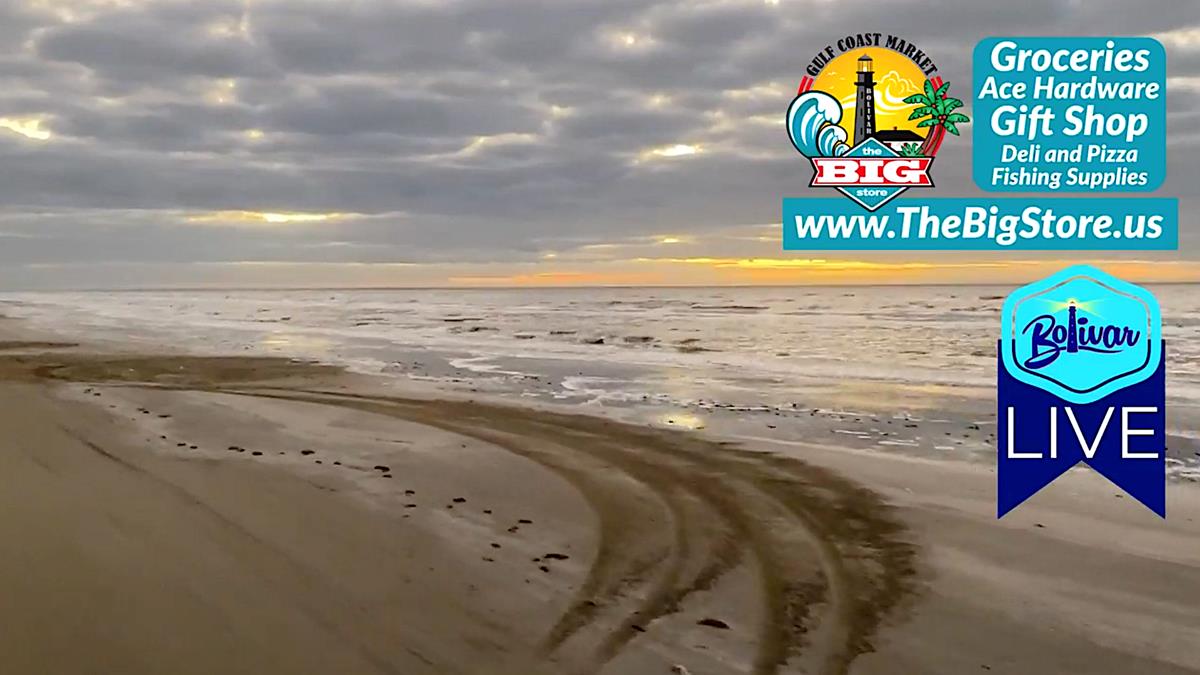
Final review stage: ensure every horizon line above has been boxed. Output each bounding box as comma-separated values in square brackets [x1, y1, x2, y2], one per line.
[8, 280, 1200, 293]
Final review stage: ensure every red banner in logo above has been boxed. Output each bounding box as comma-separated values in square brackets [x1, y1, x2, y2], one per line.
[810, 157, 933, 187]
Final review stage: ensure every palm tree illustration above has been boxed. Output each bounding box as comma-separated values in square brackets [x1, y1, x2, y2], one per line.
[904, 80, 969, 156]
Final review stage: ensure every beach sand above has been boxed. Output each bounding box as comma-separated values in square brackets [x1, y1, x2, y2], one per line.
[0, 319, 1196, 675]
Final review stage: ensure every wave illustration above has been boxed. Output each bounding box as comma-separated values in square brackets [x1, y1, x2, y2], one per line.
[786, 91, 849, 158]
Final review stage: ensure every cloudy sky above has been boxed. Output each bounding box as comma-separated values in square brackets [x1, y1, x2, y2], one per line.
[0, 0, 1196, 288]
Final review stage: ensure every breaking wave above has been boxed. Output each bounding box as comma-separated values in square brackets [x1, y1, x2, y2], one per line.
[786, 90, 850, 158]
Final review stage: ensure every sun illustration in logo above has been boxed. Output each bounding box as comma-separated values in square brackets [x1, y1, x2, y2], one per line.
[812, 48, 927, 140]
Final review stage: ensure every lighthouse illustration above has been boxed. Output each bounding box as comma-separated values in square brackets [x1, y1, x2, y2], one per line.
[853, 54, 876, 145]
[1066, 302, 1079, 354]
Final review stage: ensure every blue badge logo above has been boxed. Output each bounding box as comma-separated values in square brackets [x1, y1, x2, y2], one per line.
[997, 265, 1166, 517]
[1001, 265, 1161, 404]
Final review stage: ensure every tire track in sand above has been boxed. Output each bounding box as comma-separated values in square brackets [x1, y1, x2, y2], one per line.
[27, 354, 918, 675]
[227, 388, 919, 675]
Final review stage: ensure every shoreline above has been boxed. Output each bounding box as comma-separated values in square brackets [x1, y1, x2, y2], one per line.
[0, 318, 1197, 674]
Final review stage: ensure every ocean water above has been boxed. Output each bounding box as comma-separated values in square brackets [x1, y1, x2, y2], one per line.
[3, 286, 1198, 475]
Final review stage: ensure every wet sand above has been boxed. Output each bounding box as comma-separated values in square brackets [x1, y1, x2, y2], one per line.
[0, 322, 1197, 674]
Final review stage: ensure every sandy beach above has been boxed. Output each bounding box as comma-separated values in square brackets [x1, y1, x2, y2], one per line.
[0, 317, 1197, 675]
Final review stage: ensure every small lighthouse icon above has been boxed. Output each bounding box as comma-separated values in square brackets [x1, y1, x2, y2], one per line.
[854, 54, 876, 145]
[1066, 302, 1079, 354]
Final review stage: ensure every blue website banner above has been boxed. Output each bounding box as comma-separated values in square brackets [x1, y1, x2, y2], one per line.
[781, 197, 1178, 250]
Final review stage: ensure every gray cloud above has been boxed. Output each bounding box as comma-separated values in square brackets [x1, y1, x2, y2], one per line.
[0, 0, 1192, 287]
[264, 83, 543, 138]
